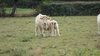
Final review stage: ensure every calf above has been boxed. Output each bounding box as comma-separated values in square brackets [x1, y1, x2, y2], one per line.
[35, 14, 51, 37]
[50, 20, 60, 36]
[97, 14, 100, 34]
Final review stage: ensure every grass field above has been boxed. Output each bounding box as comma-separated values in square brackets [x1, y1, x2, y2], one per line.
[0, 16, 100, 56]
[5, 8, 36, 16]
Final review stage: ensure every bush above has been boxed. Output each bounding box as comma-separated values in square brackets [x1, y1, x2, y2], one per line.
[5, 0, 41, 8]
[38, 2, 100, 16]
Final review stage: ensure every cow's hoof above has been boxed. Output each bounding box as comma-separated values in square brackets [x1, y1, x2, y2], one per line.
[41, 34, 45, 37]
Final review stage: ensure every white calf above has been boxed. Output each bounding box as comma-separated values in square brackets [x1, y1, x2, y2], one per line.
[50, 20, 60, 36]
[35, 14, 51, 37]
[97, 14, 100, 34]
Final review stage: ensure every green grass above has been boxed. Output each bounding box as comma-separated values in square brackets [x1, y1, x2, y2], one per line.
[0, 16, 100, 56]
[5, 8, 35, 14]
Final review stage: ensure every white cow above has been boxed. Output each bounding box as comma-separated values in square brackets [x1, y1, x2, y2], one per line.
[97, 14, 100, 34]
[35, 14, 51, 37]
[50, 20, 60, 36]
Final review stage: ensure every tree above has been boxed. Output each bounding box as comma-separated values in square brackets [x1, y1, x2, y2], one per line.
[36, 0, 53, 13]
[0, 0, 6, 17]
[31, 0, 43, 8]
[9, 0, 18, 17]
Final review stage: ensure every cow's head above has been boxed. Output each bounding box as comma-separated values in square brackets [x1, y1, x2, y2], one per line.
[40, 15, 51, 29]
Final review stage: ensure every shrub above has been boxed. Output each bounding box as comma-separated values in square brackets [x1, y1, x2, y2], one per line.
[37, 2, 100, 16]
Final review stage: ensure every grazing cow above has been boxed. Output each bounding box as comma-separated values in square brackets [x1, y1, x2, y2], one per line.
[50, 20, 60, 36]
[97, 14, 100, 34]
[35, 14, 51, 37]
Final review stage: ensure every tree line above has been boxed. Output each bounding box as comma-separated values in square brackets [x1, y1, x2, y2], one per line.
[54, 0, 100, 1]
[0, 0, 100, 17]
[0, 0, 43, 17]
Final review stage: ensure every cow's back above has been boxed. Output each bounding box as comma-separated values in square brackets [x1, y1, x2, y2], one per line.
[97, 14, 100, 23]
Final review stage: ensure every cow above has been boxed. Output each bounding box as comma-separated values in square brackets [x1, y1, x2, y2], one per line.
[35, 14, 51, 37]
[97, 14, 100, 34]
[50, 20, 60, 36]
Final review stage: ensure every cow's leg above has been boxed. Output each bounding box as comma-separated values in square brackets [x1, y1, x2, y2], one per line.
[54, 29, 56, 36]
[40, 27, 42, 35]
[57, 27, 60, 36]
[98, 23, 100, 34]
[51, 28, 54, 36]
[35, 26, 38, 36]
[41, 28, 45, 37]
[51, 31, 53, 36]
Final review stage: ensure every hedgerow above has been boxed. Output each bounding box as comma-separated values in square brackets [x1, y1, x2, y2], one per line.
[37, 2, 100, 16]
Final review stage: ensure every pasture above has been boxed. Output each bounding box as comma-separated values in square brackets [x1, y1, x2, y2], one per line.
[0, 16, 100, 56]
[5, 8, 34, 14]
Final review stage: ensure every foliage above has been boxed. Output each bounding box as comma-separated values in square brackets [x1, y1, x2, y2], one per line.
[1, 0, 100, 16]
[54, 0, 99, 1]
[5, 0, 42, 8]
[42, 0, 53, 5]
[39, 3, 100, 16]
[0, 0, 7, 17]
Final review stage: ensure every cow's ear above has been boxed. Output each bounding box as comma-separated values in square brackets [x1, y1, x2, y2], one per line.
[40, 18, 43, 19]
[47, 17, 51, 20]
[40, 16, 43, 19]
